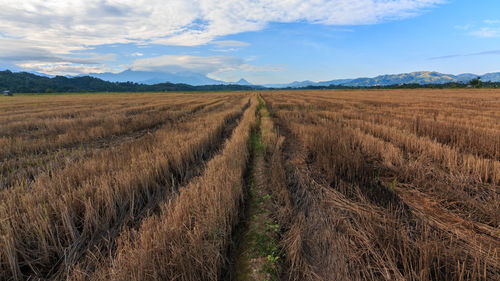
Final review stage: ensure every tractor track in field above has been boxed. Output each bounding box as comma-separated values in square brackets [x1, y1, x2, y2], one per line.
[226, 98, 283, 281]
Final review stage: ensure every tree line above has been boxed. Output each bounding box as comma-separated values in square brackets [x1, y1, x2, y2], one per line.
[0, 70, 256, 93]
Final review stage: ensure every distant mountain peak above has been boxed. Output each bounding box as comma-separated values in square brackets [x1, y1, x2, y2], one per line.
[235, 78, 252, 85]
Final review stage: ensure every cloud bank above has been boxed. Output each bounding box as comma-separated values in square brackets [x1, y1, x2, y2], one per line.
[131, 55, 244, 74]
[130, 54, 284, 77]
[0, 0, 443, 76]
[1, 0, 442, 50]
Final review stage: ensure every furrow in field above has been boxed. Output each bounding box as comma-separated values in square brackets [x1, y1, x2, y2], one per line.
[54, 98, 250, 280]
[268, 111, 404, 280]
[79, 96, 258, 281]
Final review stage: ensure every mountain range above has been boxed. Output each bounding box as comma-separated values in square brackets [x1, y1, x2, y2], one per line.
[86, 69, 253, 86]
[266, 71, 500, 88]
[85, 70, 500, 88]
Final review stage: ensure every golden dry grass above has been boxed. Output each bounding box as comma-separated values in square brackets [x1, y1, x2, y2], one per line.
[262, 89, 499, 281]
[0, 92, 251, 280]
[82, 96, 258, 281]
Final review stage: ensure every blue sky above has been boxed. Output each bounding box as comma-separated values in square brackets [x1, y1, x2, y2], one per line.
[1, 0, 499, 84]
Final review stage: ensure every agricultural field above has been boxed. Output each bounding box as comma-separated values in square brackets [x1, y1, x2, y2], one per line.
[0, 89, 499, 281]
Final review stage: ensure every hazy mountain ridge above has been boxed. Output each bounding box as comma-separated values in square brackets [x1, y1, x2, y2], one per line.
[81, 70, 500, 88]
[87, 70, 223, 86]
[276, 71, 500, 88]
[480, 73, 500, 82]
[87, 69, 255, 86]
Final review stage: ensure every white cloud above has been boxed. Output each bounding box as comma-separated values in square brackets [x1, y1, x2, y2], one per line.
[209, 40, 250, 52]
[466, 19, 500, 38]
[470, 27, 500, 38]
[131, 54, 283, 76]
[484, 19, 500, 25]
[18, 62, 115, 76]
[211, 40, 250, 48]
[240, 64, 285, 72]
[0, 0, 442, 51]
[0, 38, 115, 64]
[0, 37, 117, 75]
[454, 24, 472, 31]
[131, 55, 242, 74]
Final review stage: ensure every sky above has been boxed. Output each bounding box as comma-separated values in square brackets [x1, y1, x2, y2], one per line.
[0, 0, 500, 84]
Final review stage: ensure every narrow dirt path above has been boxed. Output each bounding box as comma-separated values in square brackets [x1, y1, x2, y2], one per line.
[230, 98, 281, 281]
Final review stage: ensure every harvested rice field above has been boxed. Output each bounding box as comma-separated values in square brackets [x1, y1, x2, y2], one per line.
[0, 89, 498, 281]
